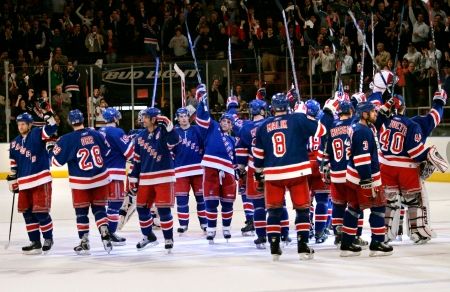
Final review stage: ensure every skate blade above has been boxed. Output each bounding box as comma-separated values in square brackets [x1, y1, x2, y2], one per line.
[111, 241, 127, 246]
[42, 250, 52, 255]
[208, 239, 214, 245]
[137, 241, 159, 251]
[340, 250, 361, 257]
[299, 253, 314, 260]
[369, 250, 393, 257]
[75, 250, 91, 256]
[395, 236, 403, 241]
[23, 249, 42, 255]
[241, 231, 254, 237]
[255, 243, 266, 250]
[272, 254, 281, 261]
[166, 248, 173, 254]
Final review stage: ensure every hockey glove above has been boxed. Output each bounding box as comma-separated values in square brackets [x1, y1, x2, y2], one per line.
[320, 166, 331, 185]
[196, 84, 207, 103]
[156, 116, 174, 132]
[46, 140, 56, 153]
[359, 178, 379, 198]
[236, 164, 247, 179]
[6, 174, 19, 193]
[254, 170, 265, 193]
[433, 89, 447, 106]
[323, 98, 340, 115]
[419, 161, 435, 180]
[351, 92, 367, 104]
[43, 111, 56, 126]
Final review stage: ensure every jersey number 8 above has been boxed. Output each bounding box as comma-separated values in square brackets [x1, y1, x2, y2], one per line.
[77, 145, 103, 170]
[272, 132, 286, 157]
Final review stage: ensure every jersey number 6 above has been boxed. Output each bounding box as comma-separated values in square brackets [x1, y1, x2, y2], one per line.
[77, 145, 104, 170]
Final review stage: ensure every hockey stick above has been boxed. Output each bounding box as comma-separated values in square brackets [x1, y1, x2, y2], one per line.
[151, 57, 160, 107]
[422, 0, 442, 90]
[390, 3, 406, 97]
[275, 0, 301, 102]
[240, 1, 262, 85]
[4, 191, 16, 249]
[174, 63, 186, 107]
[359, 33, 366, 93]
[184, 13, 202, 85]
[348, 11, 392, 94]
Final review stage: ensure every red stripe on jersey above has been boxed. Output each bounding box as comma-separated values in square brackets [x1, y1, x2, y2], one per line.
[18, 170, 51, 184]
[430, 109, 441, 126]
[408, 143, 425, 158]
[140, 170, 175, 180]
[264, 163, 310, 175]
[69, 171, 110, 185]
[203, 156, 234, 169]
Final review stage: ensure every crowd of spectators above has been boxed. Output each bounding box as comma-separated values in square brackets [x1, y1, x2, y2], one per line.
[1, 0, 450, 141]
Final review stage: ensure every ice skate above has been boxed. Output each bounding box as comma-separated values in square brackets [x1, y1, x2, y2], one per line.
[315, 231, 328, 244]
[22, 241, 42, 255]
[165, 239, 174, 254]
[201, 224, 207, 234]
[136, 230, 159, 250]
[340, 243, 362, 257]
[110, 233, 126, 246]
[240, 219, 255, 237]
[223, 228, 231, 242]
[42, 238, 54, 254]
[353, 236, 368, 250]
[74, 234, 90, 255]
[254, 236, 267, 249]
[270, 237, 282, 261]
[369, 241, 393, 257]
[297, 236, 314, 260]
[410, 232, 431, 245]
[177, 225, 188, 235]
[206, 230, 216, 245]
[99, 225, 112, 254]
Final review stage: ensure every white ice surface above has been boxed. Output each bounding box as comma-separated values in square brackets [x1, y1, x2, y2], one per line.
[0, 179, 449, 292]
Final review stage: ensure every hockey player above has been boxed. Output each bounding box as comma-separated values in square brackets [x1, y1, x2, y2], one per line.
[117, 109, 146, 230]
[98, 108, 134, 245]
[227, 95, 256, 236]
[341, 101, 393, 257]
[172, 107, 207, 234]
[305, 99, 330, 244]
[318, 100, 368, 248]
[8, 111, 57, 254]
[128, 107, 180, 252]
[380, 93, 448, 244]
[52, 109, 113, 255]
[252, 93, 330, 261]
[195, 86, 237, 244]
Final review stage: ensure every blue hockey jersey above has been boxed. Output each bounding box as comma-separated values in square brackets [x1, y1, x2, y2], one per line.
[172, 125, 204, 178]
[346, 123, 381, 186]
[52, 128, 111, 190]
[9, 125, 57, 190]
[411, 100, 444, 142]
[129, 126, 180, 185]
[378, 114, 429, 168]
[236, 119, 265, 170]
[98, 125, 134, 181]
[253, 112, 327, 181]
[319, 118, 353, 183]
[195, 101, 236, 176]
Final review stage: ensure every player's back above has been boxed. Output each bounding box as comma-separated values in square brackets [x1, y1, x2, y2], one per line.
[173, 125, 204, 177]
[53, 128, 110, 189]
[98, 126, 133, 178]
[327, 118, 352, 183]
[379, 114, 427, 167]
[254, 113, 323, 180]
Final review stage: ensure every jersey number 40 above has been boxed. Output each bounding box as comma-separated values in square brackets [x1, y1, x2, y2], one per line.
[379, 129, 405, 154]
[77, 146, 104, 170]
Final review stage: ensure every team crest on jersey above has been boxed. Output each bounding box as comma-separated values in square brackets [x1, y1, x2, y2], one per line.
[120, 135, 130, 144]
[53, 145, 61, 155]
[414, 133, 422, 143]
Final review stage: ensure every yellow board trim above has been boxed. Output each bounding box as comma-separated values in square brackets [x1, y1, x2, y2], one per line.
[1, 171, 450, 182]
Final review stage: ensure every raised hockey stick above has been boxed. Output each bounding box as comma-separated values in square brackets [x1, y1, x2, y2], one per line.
[184, 13, 202, 85]
[390, 3, 406, 97]
[174, 63, 186, 107]
[275, 0, 301, 102]
[4, 192, 16, 249]
[240, 1, 262, 85]
[422, 0, 442, 90]
[151, 57, 160, 107]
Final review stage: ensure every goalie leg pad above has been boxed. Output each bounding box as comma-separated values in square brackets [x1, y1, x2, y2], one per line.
[118, 191, 136, 230]
[384, 188, 401, 242]
[402, 192, 434, 242]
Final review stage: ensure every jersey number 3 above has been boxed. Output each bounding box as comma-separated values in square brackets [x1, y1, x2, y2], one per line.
[272, 132, 286, 157]
[77, 146, 103, 170]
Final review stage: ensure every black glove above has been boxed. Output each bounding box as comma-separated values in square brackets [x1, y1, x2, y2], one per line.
[235, 165, 247, 179]
[6, 174, 19, 193]
[46, 140, 56, 153]
[254, 171, 265, 193]
[156, 116, 173, 132]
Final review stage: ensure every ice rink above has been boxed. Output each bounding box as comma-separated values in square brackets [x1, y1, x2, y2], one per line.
[1, 179, 449, 292]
